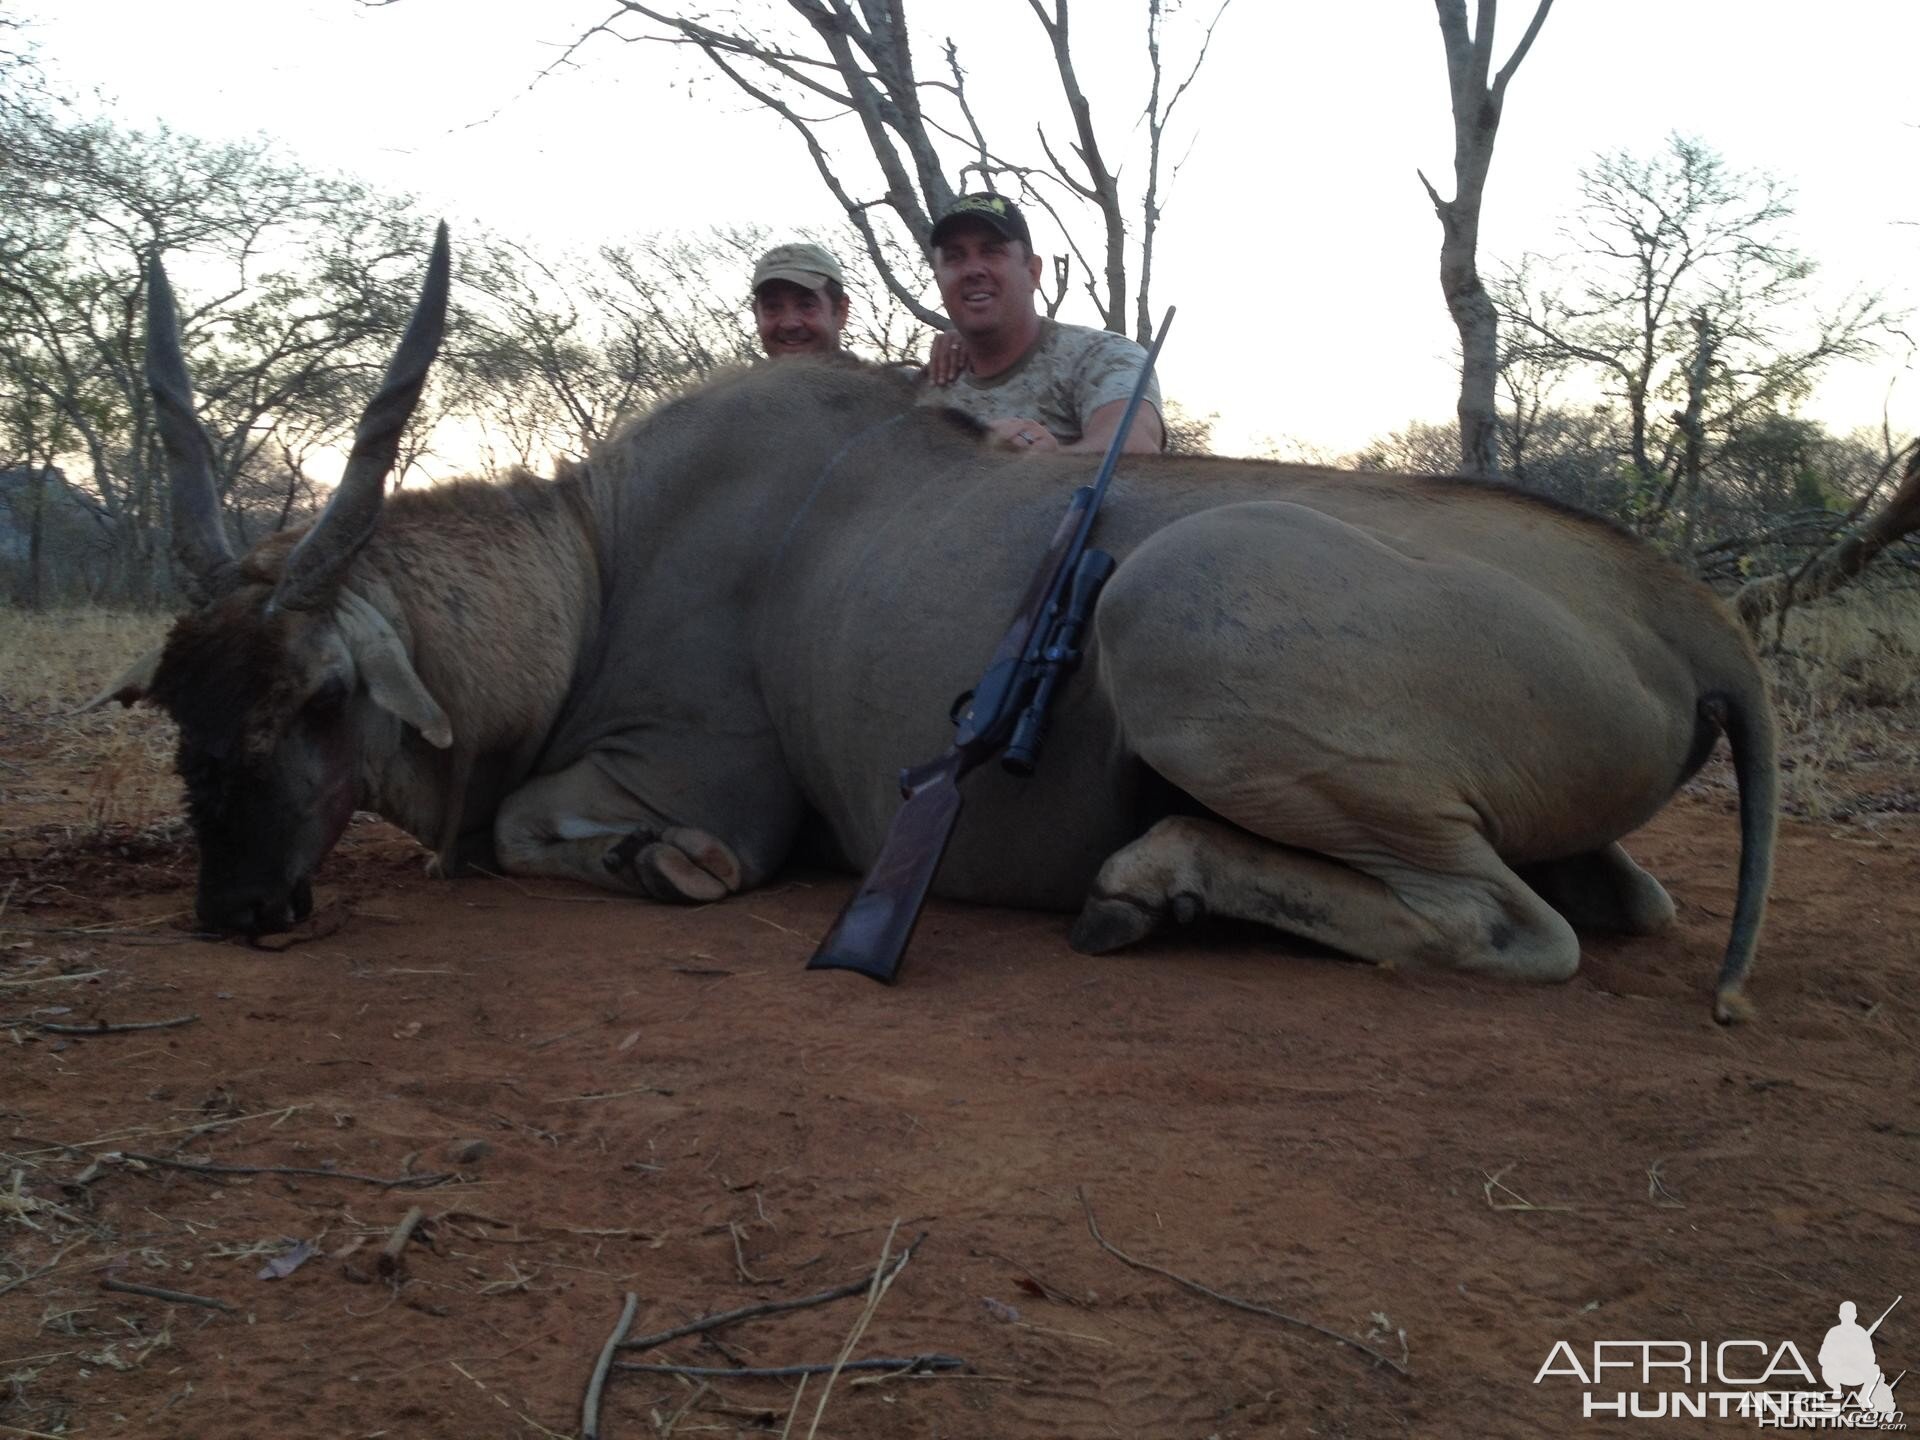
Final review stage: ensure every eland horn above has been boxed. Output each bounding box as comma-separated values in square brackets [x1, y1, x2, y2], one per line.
[147, 253, 240, 600]
[273, 222, 452, 613]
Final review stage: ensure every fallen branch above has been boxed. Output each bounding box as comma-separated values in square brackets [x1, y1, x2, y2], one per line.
[581, 1292, 639, 1440]
[1078, 1188, 1409, 1378]
[100, 1276, 236, 1312]
[618, 1232, 926, 1352]
[378, 1206, 426, 1279]
[32, 1014, 198, 1035]
[614, 1355, 963, 1380]
[116, 1152, 455, 1190]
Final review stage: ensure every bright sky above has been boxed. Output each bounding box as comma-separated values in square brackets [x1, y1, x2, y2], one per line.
[24, 0, 1920, 460]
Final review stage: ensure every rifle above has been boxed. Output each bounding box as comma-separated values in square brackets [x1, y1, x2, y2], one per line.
[1867, 1297, 1902, 1337]
[807, 308, 1174, 983]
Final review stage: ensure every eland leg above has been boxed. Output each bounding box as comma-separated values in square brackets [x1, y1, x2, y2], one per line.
[493, 763, 745, 903]
[1517, 842, 1676, 934]
[1072, 814, 1580, 982]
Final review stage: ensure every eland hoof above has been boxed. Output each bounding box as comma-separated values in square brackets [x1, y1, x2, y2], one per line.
[1069, 893, 1161, 954]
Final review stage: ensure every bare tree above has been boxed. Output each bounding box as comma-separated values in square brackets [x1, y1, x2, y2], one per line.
[534, 0, 1229, 343]
[0, 96, 443, 600]
[1420, 0, 1555, 478]
[1492, 135, 1896, 551]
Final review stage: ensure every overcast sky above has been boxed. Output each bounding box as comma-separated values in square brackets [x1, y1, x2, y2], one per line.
[22, 0, 1920, 459]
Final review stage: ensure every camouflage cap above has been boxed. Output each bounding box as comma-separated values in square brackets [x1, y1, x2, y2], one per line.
[752, 242, 845, 294]
[929, 193, 1032, 250]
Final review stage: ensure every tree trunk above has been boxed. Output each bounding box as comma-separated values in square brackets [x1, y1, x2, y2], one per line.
[25, 465, 46, 609]
[1675, 311, 1715, 573]
[1426, 0, 1555, 479]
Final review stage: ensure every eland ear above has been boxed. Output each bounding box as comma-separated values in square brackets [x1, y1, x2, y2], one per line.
[77, 647, 164, 713]
[335, 590, 453, 750]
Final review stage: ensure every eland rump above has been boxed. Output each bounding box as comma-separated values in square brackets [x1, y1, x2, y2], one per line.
[103, 232, 1777, 1020]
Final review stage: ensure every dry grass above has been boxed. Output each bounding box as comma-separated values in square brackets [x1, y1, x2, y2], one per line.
[0, 605, 172, 711]
[0, 605, 181, 838]
[1760, 587, 1920, 820]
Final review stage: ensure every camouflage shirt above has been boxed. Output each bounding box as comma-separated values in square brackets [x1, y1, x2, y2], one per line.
[916, 319, 1163, 446]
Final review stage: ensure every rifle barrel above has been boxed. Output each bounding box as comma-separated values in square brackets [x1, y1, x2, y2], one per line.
[1867, 1295, 1902, 1336]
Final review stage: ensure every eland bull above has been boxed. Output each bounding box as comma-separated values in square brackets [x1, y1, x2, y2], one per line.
[101, 231, 1777, 1021]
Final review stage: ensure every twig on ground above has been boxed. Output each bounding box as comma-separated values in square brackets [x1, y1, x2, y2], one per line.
[0, 1239, 88, 1299]
[559, 1084, 672, 1103]
[116, 1152, 456, 1189]
[730, 1220, 768, 1284]
[1078, 1188, 1410, 1378]
[32, 1014, 198, 1035]
[655, 1378, 711, 1436]
[805, 1220, 904, 1440]
[1647, 1159, 1685, 1208]
[378, 1206, 426, 1279]
[749, 913, 811, 940]
[527, 1021, 597, 1050]
[447, 1359, 571, 1439]
[618, 1233, 926, 1353]
[0, 968, 108, 989]
[778, 1375, 809, 1440]
[100, 1276, 236, 1312]
[581, 1291, 639, 1440]
[18, 1104, 305, 1158]
[974, 1248, 1088, 1306]
[1482, 1165, 1576, 1213]
[616, 1355, 964, 1380]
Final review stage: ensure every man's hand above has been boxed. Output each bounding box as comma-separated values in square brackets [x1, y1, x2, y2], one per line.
[985, 417, 1060, 453]
[928, 329, 971, 387]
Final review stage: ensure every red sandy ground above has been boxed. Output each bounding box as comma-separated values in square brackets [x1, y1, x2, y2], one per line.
[2, 737, 1917, 1439]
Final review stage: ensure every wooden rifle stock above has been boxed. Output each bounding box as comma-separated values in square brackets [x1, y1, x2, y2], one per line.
[808, 308, 1174, 983]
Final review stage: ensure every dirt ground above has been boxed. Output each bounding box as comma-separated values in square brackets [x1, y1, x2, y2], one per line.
[2, 697, 1917, 1439]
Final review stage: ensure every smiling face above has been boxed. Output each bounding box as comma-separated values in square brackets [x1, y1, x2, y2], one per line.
[932, 219, 1044, 348]
[752, 279, 848, 359]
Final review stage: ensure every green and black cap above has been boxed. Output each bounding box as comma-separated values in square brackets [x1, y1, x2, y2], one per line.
[929, 193, 1033, 250]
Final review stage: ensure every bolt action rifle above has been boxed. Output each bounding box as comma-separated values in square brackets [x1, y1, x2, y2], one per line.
[806, 308, 1174, 983]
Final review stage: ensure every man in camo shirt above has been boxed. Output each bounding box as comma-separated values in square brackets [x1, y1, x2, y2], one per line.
[918, 193, 1164, 456]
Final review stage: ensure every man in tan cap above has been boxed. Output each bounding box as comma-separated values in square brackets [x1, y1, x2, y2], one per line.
[751, 242, 850, 360]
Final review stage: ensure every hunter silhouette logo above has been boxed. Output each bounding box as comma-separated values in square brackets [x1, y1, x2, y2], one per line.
[1532, 1292, 1907, 1427]
[1820, 1298, 1904, 1418]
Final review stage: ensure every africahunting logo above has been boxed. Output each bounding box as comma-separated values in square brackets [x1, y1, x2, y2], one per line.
[1533, 1294, 1906, 1427]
